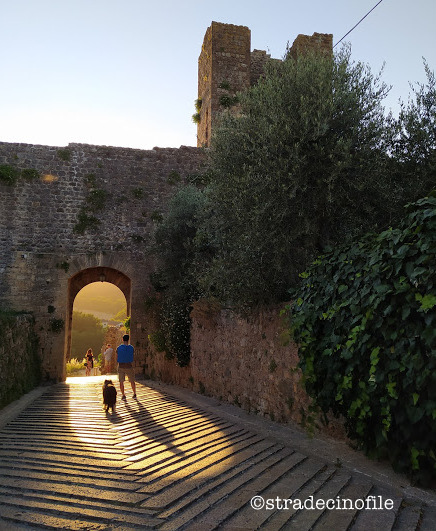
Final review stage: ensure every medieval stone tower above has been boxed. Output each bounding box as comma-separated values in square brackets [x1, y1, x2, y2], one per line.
[196, 21, 333, 147]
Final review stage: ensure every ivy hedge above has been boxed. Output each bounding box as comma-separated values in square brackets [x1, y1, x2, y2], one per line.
[289, 194, 436, 484]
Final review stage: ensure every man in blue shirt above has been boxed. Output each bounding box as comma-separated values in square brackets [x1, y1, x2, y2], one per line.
[116, 334, 136, 400]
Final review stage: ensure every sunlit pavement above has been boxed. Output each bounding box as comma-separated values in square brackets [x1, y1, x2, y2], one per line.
[0, 378, 435, 530]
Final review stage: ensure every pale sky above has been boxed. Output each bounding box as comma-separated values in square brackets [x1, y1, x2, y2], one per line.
[1, 0, 434, 150]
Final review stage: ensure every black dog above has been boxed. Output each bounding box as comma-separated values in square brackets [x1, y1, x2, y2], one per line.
[102, 380, 117, 413]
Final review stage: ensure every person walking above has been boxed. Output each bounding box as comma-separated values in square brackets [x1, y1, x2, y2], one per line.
[103, 344, 114, 374]
[85, 348, 94, 376]
[116, 334, 136, 400]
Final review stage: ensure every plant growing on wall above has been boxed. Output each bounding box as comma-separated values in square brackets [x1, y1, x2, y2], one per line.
[0, 164, 40, 186]
[56, 261, 70, 273]
[0, 311, 40, 408]
[132, 187, 144, 199]
[49, 318, 65, 333]
[192, 98, 202, 124]
[0, 164, 20, 185]
[73, 210, 100, 234]
[57, 148, 71, 162]
[288, 194, 436, 484]
[73, 178, 108, 234]
[167, 171, 181, 185]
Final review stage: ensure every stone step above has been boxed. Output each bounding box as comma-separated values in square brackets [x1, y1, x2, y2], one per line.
[112, 413, 227, 442]
[116, 422, 241, 455]
[0, 467, 139, 491]
[0, 450, 127, 468]
[183, 449, 308, 530]
[114, 417, 233, 453]
[0, 459, 136, 479]
[124, 427, 252, 469]
[0, 446, 126, 462]
[0, 476, 147, 505]
[275, 468, 352, 529]
[1, 380, 434, 530]
[256, 465, 337, 530]
[0, 440, 121, 454]
[0, 502, 162, 530]
[309, 474, 374, 530]
[350, 484, 403, 530]
[147, 442, 288, 513]
[393, 500, 423, 530]
[0, 430, 118, 442]
[158, 439, 280, 521]
[0, 516, 33, 530]
[160, 452, 326, 530]
[0, 488, 157, 517]
[221, 457, 328, 530]
[419, 504, 436, 531]
[136, 432, 263, 493]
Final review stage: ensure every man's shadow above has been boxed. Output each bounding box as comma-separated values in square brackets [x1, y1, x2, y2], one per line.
[106, 388, 187, 461]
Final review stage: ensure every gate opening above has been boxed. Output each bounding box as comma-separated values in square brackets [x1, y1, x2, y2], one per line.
[65, 267, 131, 379]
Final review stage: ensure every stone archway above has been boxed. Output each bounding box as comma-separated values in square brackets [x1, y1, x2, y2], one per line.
[65, 267, 132, 377]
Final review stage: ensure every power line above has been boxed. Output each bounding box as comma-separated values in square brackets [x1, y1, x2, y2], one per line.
[333, 0, 385, 49]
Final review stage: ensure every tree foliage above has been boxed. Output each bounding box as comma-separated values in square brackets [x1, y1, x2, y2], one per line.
[196, 46, 400, 307]
[288, 195, 436, 484]
[150, 185, 207, 366]
[390, 60, 436, 199]
[71, 311, 105, 360]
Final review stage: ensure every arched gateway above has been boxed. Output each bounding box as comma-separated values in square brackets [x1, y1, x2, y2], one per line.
[0, 141, 204, 381]
[66, 266, 131, 362]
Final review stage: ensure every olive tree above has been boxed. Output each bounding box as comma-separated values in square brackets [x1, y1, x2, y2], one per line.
[198, 45, 394, 307]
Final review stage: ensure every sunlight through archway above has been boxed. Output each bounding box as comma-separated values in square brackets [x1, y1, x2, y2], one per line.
[66, 268, 131, 380]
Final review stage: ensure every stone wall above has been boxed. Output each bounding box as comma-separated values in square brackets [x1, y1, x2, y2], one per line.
[287, 32, 333, 59]
[0, 312, 40, 408]
[189, 301, 307, 425]
[144, 300, 346, 438]
[0, 141, 205, 381]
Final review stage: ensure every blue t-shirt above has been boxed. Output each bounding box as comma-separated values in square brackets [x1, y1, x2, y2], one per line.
[117, 344, 134, 363]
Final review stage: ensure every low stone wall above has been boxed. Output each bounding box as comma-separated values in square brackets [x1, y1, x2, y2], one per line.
[189, 300, 306, 425]
[0, 312, 41, 409]
[143, 300, 346, 439]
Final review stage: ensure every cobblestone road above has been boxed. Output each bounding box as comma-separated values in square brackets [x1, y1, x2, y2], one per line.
[0, 377, 435, 530]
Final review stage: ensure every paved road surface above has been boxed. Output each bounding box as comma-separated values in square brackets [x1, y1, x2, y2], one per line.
[0, 376, 435, 529]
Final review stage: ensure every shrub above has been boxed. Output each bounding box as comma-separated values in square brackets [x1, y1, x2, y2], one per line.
[57, 148, 71, 161]
[73, 210, 100, 234]
[66, 357, 85, 375]
[289, 194, 436, 484]
[0, 164, 20, 185]
[150, 185, 206, 366]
